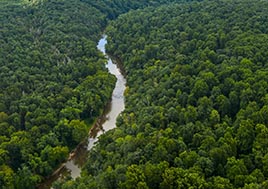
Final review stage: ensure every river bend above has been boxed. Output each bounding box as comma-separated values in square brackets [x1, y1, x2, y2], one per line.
[40, 35, 126, 188]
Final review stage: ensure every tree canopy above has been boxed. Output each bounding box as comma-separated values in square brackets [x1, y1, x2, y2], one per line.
[0, 0, 116, 187]
[2, 0, 268, 188]
[57, 0, 268, 188]
[0, 0, 194, 188]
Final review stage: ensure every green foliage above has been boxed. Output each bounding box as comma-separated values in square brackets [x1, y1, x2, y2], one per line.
[2, 0, 268, 188]
[0, 0, 117, 187]
[1, 0, 197, 187]
[72, 0, 268, 188]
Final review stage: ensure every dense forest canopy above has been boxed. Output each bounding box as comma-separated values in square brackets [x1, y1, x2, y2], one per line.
[2, 0, 268, 188]
[0, 0, 193, 188]
[0, 0, 118, 187]
[55, 0, 268, 188]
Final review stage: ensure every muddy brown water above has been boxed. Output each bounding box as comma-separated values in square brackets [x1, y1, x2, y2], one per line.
[38, 35, 126, 188]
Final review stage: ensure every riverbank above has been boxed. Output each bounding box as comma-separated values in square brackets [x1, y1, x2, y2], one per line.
[37, 113, 107, 189]
[38, 35, 126, 189]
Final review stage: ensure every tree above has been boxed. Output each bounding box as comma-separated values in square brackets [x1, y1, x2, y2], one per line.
[209, 109, 220, 126]
[191, 80, 209, 99]
[41, 146, 69, 168]
[236, 119, 255, 154]
[14, 166, 40, 189]
[120, 164, 147, 189]
[225, 157, 248, 186]
[160, 167, 179, 189]
[69, 120, 88, 144]
[197, 96, 213, 120]
[207, 176, 233, 189]
[0, 165, 14, 189]
[253, 124, 268, 160]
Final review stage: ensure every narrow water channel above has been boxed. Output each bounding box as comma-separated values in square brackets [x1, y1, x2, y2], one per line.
[65, 35, 126, 179]
[94, 35, 126, 137]
[39, 35, 126, 188]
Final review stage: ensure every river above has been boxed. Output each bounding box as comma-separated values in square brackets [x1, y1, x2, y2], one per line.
[39, 35, 126, 188]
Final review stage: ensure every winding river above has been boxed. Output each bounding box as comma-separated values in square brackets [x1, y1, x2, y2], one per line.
[39, 35, 126, 188]
[65, 35, 126, 179]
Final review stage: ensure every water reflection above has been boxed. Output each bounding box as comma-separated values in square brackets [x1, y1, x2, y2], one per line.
[39, 35, 126, 188]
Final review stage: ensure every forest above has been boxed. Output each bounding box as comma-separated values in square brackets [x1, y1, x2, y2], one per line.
[0, 0, 118, 188]
[55, 0, 268, 188]
[0, 0, 190, 188]
[1, 0, 268, 188]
